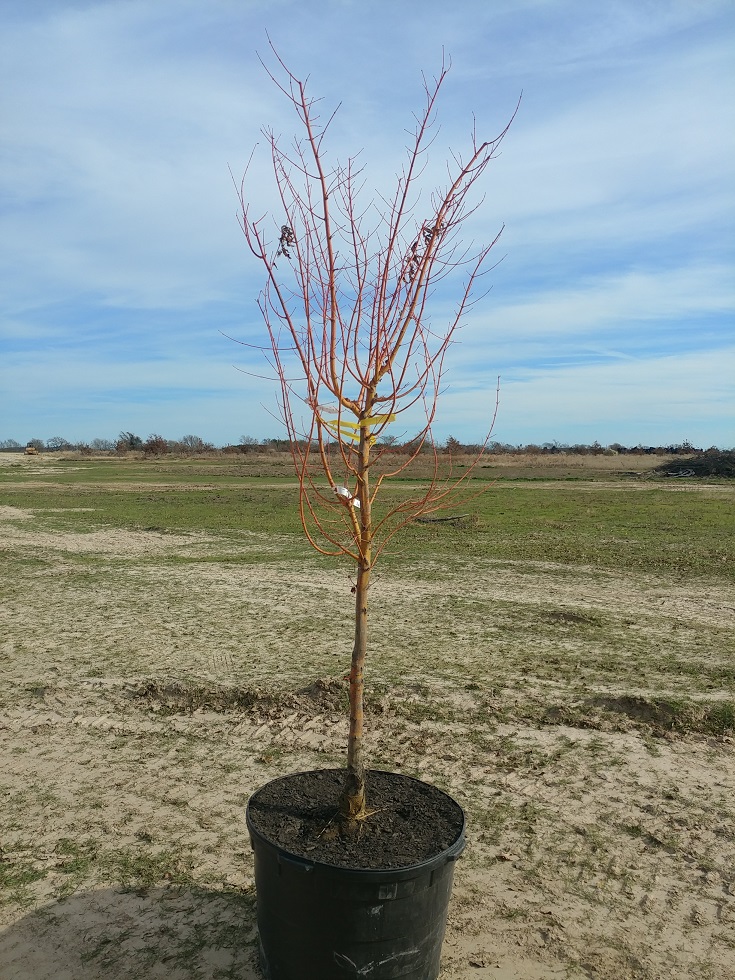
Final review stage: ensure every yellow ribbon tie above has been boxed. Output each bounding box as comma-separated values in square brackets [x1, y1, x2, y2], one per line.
[323, 413, 395, 447]
[324, 413, 396, 431]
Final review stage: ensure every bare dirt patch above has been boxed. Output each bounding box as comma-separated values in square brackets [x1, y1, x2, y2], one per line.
[1, 515, 733, 979]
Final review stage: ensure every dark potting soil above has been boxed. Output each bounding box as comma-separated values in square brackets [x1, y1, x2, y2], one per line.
[247, 769, 464, 870]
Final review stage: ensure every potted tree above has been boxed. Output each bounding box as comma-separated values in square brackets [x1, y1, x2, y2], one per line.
[236, 46, 516, 980]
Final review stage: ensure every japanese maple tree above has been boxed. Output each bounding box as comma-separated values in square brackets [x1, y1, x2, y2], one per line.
[237, 48, 515, 828]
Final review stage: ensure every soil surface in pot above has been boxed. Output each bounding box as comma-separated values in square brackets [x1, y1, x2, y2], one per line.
[247, 769, 464, 869]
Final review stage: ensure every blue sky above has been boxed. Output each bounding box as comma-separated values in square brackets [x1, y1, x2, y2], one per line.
[1, 0, 733, 449]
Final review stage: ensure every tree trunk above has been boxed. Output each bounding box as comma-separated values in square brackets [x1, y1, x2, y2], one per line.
[340, 559, 369, 826]
[340, 426, 372, 829]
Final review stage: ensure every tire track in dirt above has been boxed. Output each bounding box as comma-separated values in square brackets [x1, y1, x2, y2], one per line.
[0, 699, 348, 755]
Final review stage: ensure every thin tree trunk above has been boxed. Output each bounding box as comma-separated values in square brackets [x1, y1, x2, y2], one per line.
[340, 559, 369, 826]
[340, 427, 372, 828]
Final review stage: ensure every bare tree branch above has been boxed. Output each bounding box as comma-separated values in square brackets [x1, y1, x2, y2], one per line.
[237, 52, 517, 824]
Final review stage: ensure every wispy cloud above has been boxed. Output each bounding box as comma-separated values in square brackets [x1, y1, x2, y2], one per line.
[465, 264, 735, 346]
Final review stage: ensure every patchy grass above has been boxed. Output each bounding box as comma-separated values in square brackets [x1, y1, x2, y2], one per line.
[1, 456, 734, 980]
[2, 454, 733, 577]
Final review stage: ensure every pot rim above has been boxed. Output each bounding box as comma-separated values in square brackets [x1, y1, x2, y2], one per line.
[246, 768, 466, 879]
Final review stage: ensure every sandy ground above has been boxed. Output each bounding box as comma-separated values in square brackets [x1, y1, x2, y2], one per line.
[0, 467, 734, 979]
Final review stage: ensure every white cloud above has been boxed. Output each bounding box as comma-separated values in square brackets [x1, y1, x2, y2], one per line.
[460, 263, 735, 347]
[433, 345, 735, 447]
[504, 346, 734, 439]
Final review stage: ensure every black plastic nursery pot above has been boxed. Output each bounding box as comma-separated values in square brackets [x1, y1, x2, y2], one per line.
[246, 769, 466, 980]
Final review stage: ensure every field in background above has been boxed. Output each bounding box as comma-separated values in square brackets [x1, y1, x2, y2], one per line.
[0, 445, 685, 480]
[0, 452, 733, 980]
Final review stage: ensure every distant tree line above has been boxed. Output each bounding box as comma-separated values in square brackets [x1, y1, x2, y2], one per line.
[0, 434, 730, 456]
[0, 432, 215, 455]
[479, 439, 715, 457]
[233, 436, 727, 456]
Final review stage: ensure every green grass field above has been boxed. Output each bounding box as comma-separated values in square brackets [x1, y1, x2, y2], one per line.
[2, 453, 732, 575]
